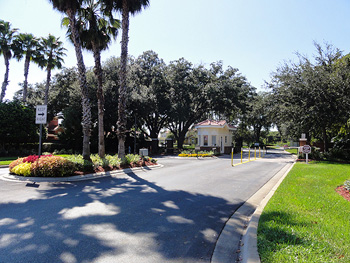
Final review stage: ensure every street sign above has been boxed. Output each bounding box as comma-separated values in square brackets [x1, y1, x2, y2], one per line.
[302, 145, 311, 154]
[36, 105, 47, 124]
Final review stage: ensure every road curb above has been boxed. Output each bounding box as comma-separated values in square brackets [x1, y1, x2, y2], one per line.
[211, 160, 295, 263]
[1, 164, 163, 183]
[239, 161, 295, 263]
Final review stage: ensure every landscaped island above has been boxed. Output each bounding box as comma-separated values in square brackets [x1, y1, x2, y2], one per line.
[9, 154, 157, 177]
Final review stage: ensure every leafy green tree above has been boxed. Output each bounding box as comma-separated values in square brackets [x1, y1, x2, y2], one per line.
[0, 20, 18, 102]
[0, 101, 38, 148]
[62, 0, 120, 157]
[129, 50, 170, 151]
[48, 0, 92, 160]
[166, 58, 212, 149]
[245, 92, 272, 143]
[12, 33, 41, 103]
[269, 42, 348, 151]
[103, 0, 150, 158]
[37, 34, 66, 105]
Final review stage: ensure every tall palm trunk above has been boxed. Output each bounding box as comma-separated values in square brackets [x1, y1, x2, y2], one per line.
[67, 9, 92, 161]
[23, 54, 30, 103]
[117, 0, 129, 159]
[0, 54, 10, 102]
[92, 43, 105, 158]
[44, 66, 51, 105]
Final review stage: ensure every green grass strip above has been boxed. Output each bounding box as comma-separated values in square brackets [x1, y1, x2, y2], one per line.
[285, 148, 298, 155]
[258, 162, 350, 262]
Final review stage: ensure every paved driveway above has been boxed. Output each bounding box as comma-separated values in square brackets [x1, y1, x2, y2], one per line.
[0, 149, 292, 263]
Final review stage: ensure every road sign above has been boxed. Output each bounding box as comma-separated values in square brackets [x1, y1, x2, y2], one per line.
[302, 145, 311, 154]
[35, 105, 47, 124]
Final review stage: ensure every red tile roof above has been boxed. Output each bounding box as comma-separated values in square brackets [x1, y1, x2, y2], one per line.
[195, 119, 236, 129]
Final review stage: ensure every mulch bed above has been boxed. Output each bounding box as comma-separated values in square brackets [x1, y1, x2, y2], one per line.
[74, 161, 157, 175]
[336, 185, 350, 202]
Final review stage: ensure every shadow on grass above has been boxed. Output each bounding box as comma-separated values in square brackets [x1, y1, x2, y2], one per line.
[257, 211, 313, 261]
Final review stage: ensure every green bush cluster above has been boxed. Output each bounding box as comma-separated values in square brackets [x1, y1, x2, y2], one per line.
[31, 156, 76, 177]
[9, 153, 155, 178]
[179, 150, 214, 157]
[122, 154, 141, 166]
[65, 154, 122, 171]
[9, 156, 76, 177]
[105, 154, 122, 167]
[143, 156, 157, 164]
[64, 155, 94, 172]
[297, 147, 350, 162]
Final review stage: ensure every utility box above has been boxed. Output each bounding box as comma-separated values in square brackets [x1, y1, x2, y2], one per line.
[139, 148, 148, 156]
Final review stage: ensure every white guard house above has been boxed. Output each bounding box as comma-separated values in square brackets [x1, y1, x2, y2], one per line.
[195, 119, 236, 154]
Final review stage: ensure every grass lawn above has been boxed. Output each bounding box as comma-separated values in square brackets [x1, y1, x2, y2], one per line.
[0, 157, 23, 165]
[285, 148, 298, 155]
[258, 162, 350, 262]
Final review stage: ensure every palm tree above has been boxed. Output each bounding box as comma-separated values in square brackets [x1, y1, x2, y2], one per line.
[63, 0, 120, 157]
[12, 33, 41, 103]
[38, 34, 66, 105]
[103, 0, 149, 159]
[0, 20, 18, 102]
[48, 0, 92, 161]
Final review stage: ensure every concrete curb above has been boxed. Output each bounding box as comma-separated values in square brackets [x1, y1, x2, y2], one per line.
[1, 164, 163, 183]
[211, 160, 295, 263]
[239, 161, 295, 263]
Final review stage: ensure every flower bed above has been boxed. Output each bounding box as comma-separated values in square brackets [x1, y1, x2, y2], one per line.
[9, 154, 158, 177]
[178, 150, 214, 157]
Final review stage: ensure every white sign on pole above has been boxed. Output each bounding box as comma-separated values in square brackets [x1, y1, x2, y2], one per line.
[302, 145, 311, 154]
[35, 105, 47, 124]
[302, 145, 311, 164]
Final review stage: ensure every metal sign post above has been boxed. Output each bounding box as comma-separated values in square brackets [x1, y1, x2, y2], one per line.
[35, 105, 47, 156]
[302, 145, 311, 164]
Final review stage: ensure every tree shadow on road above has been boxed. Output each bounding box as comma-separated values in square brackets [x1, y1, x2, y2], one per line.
[0, 171, 252, 263]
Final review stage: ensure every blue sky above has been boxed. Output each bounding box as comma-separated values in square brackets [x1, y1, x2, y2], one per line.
[1, 0, 350, 100]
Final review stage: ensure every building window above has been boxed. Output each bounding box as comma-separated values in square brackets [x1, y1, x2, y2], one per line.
[225, 136, 227, 144]
[198, 135, 201, 146]
[204, 135, 208, 146]
[212, 135, 216, 146]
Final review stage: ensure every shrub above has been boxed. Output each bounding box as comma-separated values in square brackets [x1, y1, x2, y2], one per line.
[11, 162, 31, 176]
[105, 155, 121, 168]
[143, 156, 157, 164]
[178, 150, 214, 157]
[9, 158, 24, 173]
[323, 148, 350, 161]
[22, 154, 52, 163]
[65, 154, 93, 172]
[90, 154, 103, 168]
[30, 156, 76, 177]
[122, 154, 140, 165]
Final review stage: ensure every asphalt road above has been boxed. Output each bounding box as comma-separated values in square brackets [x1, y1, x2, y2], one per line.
[0, 149, 293, 263]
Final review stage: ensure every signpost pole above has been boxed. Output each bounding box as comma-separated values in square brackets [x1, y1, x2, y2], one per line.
[38, 124, 43, 157]
[35, 105, 47, 157]
[302, 145, 311, 164]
